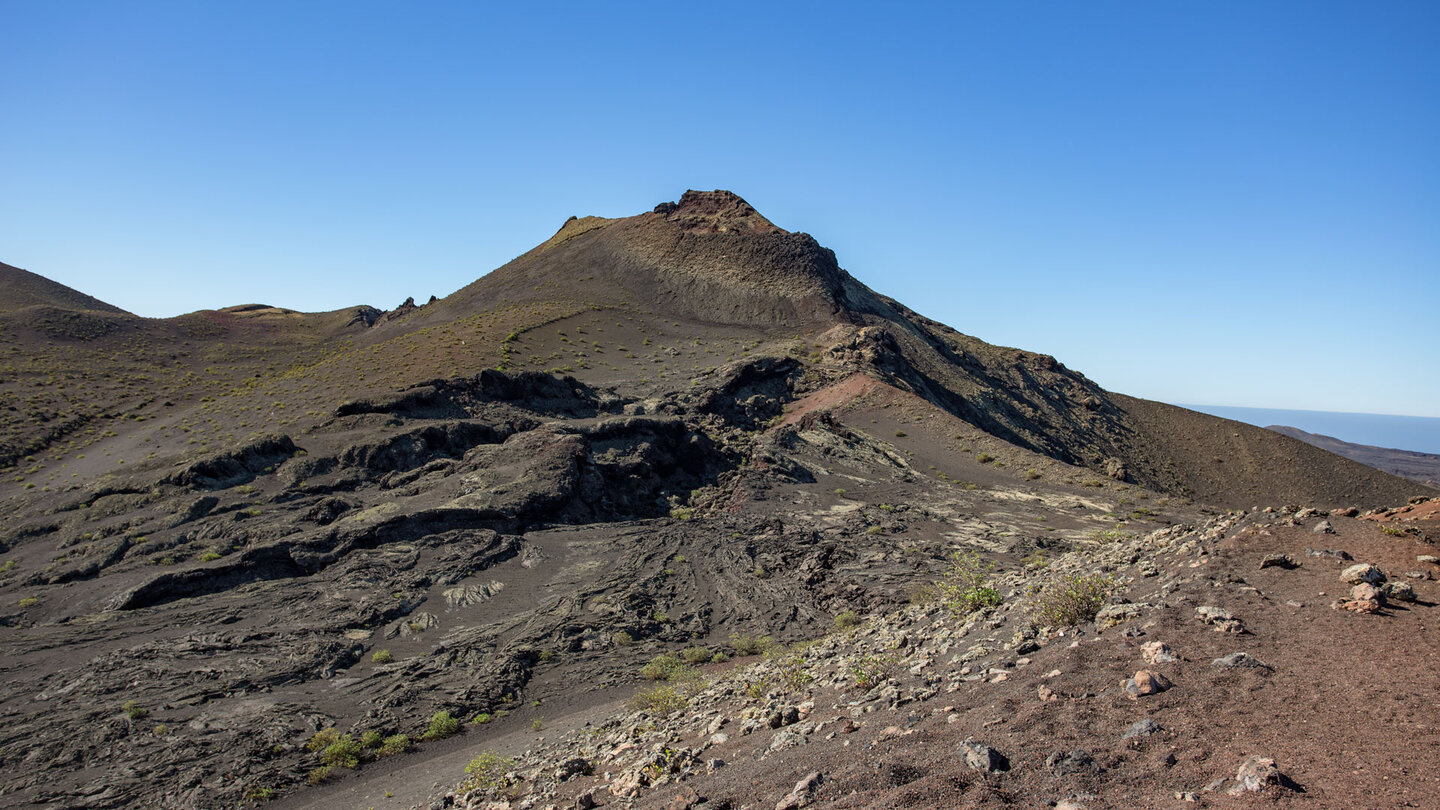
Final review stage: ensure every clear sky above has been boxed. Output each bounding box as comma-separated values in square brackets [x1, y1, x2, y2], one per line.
[3, 2, 1436, 417]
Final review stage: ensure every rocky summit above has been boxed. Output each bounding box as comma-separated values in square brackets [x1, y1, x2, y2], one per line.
[0, 191, 1434, 810]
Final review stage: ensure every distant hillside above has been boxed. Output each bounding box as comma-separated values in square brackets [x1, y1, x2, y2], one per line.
[1268, 425, 1440, 488]
[0, 261, 131, 314]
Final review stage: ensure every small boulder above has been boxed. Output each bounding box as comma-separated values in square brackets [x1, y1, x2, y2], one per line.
[1340, 564, 1386, 586]
[1259, 553, 1299, 570]
[1418, 555, 1439, 565]
[1306, 548, 1352, 560]
[1351, 582, 1386, 604]
[1122, 719, 1162, 739]
[1195, 606, 1246, 633]
[1095, 603, 1143, 630]
[1141, 641, 1177, 664]
[1384, 581, 1417, 602]
[1047, 748, 1100, 776]
[1123, 670, 1172, 699]
[1226, 756, 1282, 794]
[1312, 520, 1336, 534]
[1212, 652, 1272, 670]
[959, 739, 1010, 773]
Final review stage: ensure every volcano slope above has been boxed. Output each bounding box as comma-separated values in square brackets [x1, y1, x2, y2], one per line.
[0, 192, 1432, 810]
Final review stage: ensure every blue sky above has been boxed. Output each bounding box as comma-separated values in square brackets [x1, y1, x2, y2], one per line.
[2, 2, 1436, 417]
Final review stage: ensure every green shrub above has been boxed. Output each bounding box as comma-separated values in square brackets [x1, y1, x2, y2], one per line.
[1031, 573, 1115, 627]
[976, 452, 996, 464]
[377, 734, 410, 757]
[122, 701, 148, 720]
[421, 710, 460, 741]
[935, 551, 1002, 615]
[360, 730, 383, 749]
[727, 633, 775, 656]
[318, 734, 363, 769]
[611, 630, 634, 646]
[629, 684, 687, 714]
[681, 647, 712, 665]
[639, 653, 686, 681]
[833, 610, 862, 629]
[17, 596, 38, 608]
[470, 713, 492, 725]
[1024, 469, 1042, 480]
[371, 649, 394, 664]
[463, 751, 514, 794]
[306, 727, 341, 752]
[199, 551, 222, 562]
[850, 653, 898, 690]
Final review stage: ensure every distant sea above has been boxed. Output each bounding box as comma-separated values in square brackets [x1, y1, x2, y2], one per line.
[1180, 405, 1440, 456]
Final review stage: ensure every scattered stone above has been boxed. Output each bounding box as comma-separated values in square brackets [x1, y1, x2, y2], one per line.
[1046, 748, 1100, 776]
[1226, 755, 1283, 794]
[1312, 520, 1336, 534]
[1384, 581, 1417, 602]
[574, 790, 598, 809]
[1335, 582, 1386, 613]
[1418, 555, 1439, 566]
[1334, 506, 1359, 517]
[959, 739, 1010, 773]
[1339, 564, 1386, 585]
[1306, 548, 1352, 560]
[556, 757, 593, 781]
[1195, 606, 1245, 633]
[1121, 719, 1162, 739]
[1123, 670, 1172, 699]
[1141, 641, 1177, 664]
[1037, 684, 1059, 702]
[1404, 571, 1430, 580]
[1095, 603, 1143, 629]
[1258, 553, 1298, 570]
[775, 772, 823, 809]
[1351, 582, 1386, 604]
[663, 785, 701, 810]
[1212, 652, 1272, 670]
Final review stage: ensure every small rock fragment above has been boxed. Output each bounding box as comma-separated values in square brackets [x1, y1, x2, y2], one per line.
[1121, 719, 1162, 739]
[959, 738, 1010, 773]
[1141, 641, 1177, 664]
[1227, 755, 1282, 794]
[1339, 564, 1386, 586]
[1046, 748, 1100, 776]
[1195, 606, 1245, 633]
[1306, 548, 1352, 560]
[1094, 603, 1143, 629]
[1259, 553, 1298, 570]
[1312, 520, 1336, 534]
[1384, 581, 1417, 602]
[1211, 652, 1272, 670]
[1418, 555, 1439, 566]
[1123, 670, 1172, 699]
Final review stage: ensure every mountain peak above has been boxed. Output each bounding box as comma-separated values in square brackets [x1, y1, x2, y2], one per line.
[653, 189, 783, 235]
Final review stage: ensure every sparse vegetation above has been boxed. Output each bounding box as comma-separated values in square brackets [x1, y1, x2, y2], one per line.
[463, 751, 514, 795]
[1031, 572, 1115, 627]
[935, 551, 1002, 615]
[122, 700, 148, 720]
[421, 710, 461, 741]
[833, 609, 862, 629]
[976, 452, 995, 464]
[371, 649, 394, 664]
[727, 633, 775, 656]
[850, 652, 898, 690]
